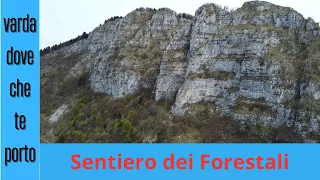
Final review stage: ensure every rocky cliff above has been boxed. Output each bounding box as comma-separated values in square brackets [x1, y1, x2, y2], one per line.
[41, 1, 320, 142]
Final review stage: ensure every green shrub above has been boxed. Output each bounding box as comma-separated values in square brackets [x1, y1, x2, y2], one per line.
[113, 120, 133, 142]
[96, 113, 104, 121]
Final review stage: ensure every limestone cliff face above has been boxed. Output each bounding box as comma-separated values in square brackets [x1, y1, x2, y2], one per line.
[172, 2, 320, 136]
[71, 8, 192, 100]
[41, 1, 320, 137]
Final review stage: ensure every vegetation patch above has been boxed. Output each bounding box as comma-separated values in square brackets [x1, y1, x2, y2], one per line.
[303, 38, 320, 82]
[189, 68, 236, 80]
[227, 87, 240, 93]
[235, 96, 272, 116]
[41, 53, 89, 116]
[41, 86, 309, 143]
[234, 6, 297, 16]
[240, 74, 269, 81]
[222, 24, 286, 33]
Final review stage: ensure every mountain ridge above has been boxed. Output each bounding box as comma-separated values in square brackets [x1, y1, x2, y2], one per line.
[41, 1, 320, 143]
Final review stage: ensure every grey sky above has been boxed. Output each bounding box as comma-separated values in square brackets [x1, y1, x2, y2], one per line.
[40, 0, 320, 48]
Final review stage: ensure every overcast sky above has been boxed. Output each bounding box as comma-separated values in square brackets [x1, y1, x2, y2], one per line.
[40, 0, 320, 48]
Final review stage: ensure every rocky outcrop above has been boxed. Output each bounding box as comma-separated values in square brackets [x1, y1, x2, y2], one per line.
[172, 2, 320, 137]
[41, 1, 320, 137]
[85, 8, 193, 99]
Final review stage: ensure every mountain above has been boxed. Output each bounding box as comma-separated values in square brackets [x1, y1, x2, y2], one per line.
[40, 1, 320, 143]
